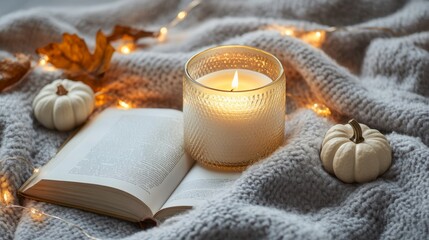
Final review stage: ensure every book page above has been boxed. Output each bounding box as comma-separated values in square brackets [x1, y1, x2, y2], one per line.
[34, 108, 194, 214]
[158, 164, 240, 213]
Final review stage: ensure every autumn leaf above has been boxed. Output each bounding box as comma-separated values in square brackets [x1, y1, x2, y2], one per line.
[36, 30, 115, 91]
[107, 25, 157, 42]
[0, 53, 31, 92]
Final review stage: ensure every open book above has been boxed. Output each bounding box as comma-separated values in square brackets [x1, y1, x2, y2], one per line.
[20, 108, 240, 223]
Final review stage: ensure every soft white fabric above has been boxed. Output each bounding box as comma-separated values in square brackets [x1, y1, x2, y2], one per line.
[0, 0, 428, 239]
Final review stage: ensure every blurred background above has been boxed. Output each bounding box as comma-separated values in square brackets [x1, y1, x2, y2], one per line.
[1, 0, 117, 16]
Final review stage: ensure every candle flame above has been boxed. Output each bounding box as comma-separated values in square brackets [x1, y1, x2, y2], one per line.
[231, 70, 239, 91]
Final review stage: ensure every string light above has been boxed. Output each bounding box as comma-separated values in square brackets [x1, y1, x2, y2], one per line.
[265, 25, 296, 37]
[38, 55, 49, 66]
[37, 54, 57, 71]
[264, 24, 395, 115]
[157, 0, 201, 42]
[283, 29, 295, 36]
[30, 207, 45, 221]
[177, 11, 187, 20]
[119, 44, 133, 54]
[0, 157, 101, 240]
[286, 94, 332, 117]
[157, 27, 169, 42]
[308, 103, 331, 117]
[0, 204, 100, 239]
[300, 30, 326, 47]
[264, 25, 394, 48]
[94, 91, 133, 109]
[117, 100, 131, 109]
[2, 190, 12, 205]
[263, 25, 326, 47]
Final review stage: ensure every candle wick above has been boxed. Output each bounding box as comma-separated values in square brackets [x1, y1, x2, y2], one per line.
[230, 88, 234, 92]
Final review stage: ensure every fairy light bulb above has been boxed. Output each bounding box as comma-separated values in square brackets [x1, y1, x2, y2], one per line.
[158, 27, 168, 42]
[30, 207, 44, 221]
[301, 30, 326, 47]
[155, 0, 200, 42]
[283, 29, 294, 36]
[117, 100, 131, 109]
[38, 55, 49, 66]
[37, 55, 57, 71]
[2, 190, 12, 205]
[120, 45, 131, 54]
[309, 103, 331, 117]
[177, 11, 187, 20]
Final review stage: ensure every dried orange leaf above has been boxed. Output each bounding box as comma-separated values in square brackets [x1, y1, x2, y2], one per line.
[90, 31, 115, 74]
[36, 30, 114, 91]
[0, 53, 31, 91]
[107, 25, 156, 42]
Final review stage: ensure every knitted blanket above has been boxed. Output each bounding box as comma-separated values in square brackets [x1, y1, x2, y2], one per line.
[1, 0, 428, 239]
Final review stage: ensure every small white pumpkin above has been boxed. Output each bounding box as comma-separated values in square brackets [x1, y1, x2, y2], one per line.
[320, 119, 392, 183]
[33, 79, 94, 131]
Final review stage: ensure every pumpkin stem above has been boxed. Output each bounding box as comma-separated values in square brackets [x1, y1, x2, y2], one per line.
[56, 84, 68, 96]
[348, 119, 365, 144]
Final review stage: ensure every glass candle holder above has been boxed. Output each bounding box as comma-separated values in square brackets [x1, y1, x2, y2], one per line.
[183, 45, 286, 170]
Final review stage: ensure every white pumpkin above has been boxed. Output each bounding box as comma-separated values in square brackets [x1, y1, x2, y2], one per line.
[320, 119, 392, 183]
[33, 79, 94, 131]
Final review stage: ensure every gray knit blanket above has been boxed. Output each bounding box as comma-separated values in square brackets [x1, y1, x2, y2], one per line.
[1, 0, 428, 239]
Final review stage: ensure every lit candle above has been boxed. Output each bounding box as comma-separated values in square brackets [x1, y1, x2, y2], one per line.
[196, 69, 272, 91]
[183, 45, 286, 170]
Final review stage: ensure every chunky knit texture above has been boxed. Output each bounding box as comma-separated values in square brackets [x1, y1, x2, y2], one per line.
[1, 0, 429, 239]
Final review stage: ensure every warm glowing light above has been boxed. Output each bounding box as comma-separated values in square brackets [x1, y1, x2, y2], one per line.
[95, 93, 108, 107]
[158, 27, 168, 42]
[33, 168, 40, 174]
[264, 25, 296, 37]
[155, 0, 200, 43]
[283, 29, 294, 36]
[0, 205, 99, 239]
[263, 25, 326, 48]
[37, 55, 57, 71]
[2, 191, 12, 204]
[30, 208, 44, 221]
[177, 11, 187, 19]
[231, 70, 239, 91]
[120, 45, 131, 54]
[301, 31, 326, 47]
[309, 103, 331, 117]
[160, 27, 168, 35]
[118, 100, 131, 109]
[38, 55, 49, 66]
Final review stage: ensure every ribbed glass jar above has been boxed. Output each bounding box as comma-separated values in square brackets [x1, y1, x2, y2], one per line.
[183, 45, 286, 170]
